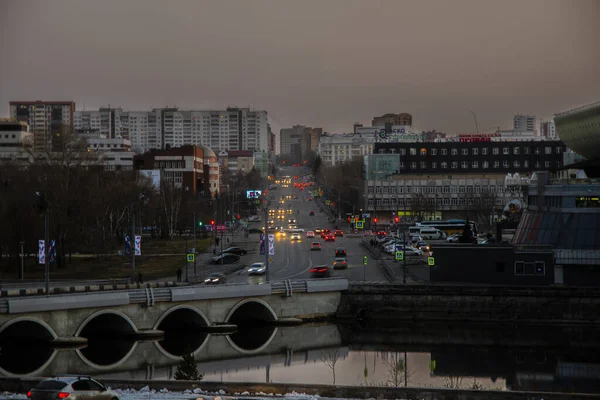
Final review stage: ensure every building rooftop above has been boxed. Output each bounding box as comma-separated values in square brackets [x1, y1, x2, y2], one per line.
[513, 211, 600, 250]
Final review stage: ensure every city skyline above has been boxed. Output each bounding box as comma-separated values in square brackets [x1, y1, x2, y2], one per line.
[1, 0, 599, 135]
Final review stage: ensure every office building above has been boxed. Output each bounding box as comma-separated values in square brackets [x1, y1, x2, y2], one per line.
[134, 145, 219, 197]
[372, 113, 413, 127]
[217, 149, 255, 175]
[74, 107, 269, 154]
[540, 120, 557, 139]
[513, 114, 537, 133]
[0, 119, 32, 162]
[279, 125, 322, 160]
[9, 100, 75, 151]
[317, 133, 375, 166]
[300, 127, 322, 160]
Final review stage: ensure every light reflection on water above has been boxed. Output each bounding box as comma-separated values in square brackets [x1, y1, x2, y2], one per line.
[202, 351, 507, 391]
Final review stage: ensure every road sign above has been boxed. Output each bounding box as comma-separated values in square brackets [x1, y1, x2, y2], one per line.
[362, 213, 370, 218]
[363, 255, 368, 266]
[186, 254, 195, 263]
[269, 257, 274, 263]
[395, 251, 404, 261]
[355, 221, 364, 229]
[428, 257, 435, 266]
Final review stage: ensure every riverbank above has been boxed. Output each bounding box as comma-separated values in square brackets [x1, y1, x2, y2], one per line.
[3, 379, 600, 400]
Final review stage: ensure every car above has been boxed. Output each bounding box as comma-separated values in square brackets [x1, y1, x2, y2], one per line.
[411, 235, 423, 244]
[219, 247, 247, 256]
[335, 247, 347, 257]
[248, 262, 266, 275]
[364, 230, 374, 236]
[308, 197, 313, 201]
[324, 233, 335, 242]
[309, 211, 315, 216]
[310, 242, 322, 251]
[447, 233, 460, 243]
[291, 233, 301, 240]
[247, 215, 261, 222]
[310, 265, 330, 277]
[288, 219, 297, 224]
[27, 376, 119, 400]
[276, 230, 287, 238]
[416, 241, 430, 251]
[377, 230, 387, 236]
[314, 228, 323, 234]
[333, 258, 348, 269]
[210, 253, 240, 264]
[204, 272, 227, 284]
[306, 231, 315, 238]
[334, 229, 344, 237]
[293, 195, 298, 199]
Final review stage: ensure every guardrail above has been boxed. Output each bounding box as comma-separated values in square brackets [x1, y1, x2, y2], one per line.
[0, 278, 350, 314]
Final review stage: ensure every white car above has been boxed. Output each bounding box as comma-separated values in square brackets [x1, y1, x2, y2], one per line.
[306, 231, 315, 238]
[247, 215, 261, 222]
[248, 262, 266, 275]
[447, 233, 460, 243]
[291, 233, 301, 240]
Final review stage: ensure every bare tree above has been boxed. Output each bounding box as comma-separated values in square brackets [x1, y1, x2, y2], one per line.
[381, 352, 414, 387]
[160, 181, 182, 240]
[410, 192, 434, 222]
[320, 348, 340, 385]
[443, 376, 464, 388]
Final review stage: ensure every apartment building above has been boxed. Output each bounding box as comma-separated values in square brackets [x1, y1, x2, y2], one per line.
[9, 100, 75, 151]
[217, 149, 255, 174]
[317, 133, 375, 166]
[514, 114, 537, 133]
[0, 119, 32, 161]
[372, 113, 413, 126]
[75, 107, 269, 154]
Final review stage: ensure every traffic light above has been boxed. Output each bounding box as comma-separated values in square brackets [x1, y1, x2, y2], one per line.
[210, 220, 215, 225]
[237, 214, 241, 219]
[394, 217, 399, 223]
[373, 217, 378, 223]
[198, 221, 203, 227]
[347, 217, 351, 222]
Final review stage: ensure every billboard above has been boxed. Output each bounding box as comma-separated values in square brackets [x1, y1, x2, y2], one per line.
[458, 133, 501, 142]
[140, 170, 161, 190]
[246, 190, 262, 199]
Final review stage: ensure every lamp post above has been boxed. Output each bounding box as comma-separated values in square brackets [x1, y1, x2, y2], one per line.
[36, 192, 50, 295]
[19, 241, 25, 280]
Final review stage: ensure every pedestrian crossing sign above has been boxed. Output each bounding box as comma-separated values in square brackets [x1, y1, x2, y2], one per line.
[187, 254, 195, 263]
[355, 221, 364, 229]
[395, 251, 404, 261]
[428, 256, 435, 266]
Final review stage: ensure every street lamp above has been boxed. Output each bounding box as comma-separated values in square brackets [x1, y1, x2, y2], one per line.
[36, 192, 50, 295]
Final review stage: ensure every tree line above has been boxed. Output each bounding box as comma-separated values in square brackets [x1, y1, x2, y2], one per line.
[0, 128, 265, 272]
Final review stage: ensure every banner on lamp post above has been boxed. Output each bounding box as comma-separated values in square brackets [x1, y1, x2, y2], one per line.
[268, 234, 275, 255]
[260, 234, 265, 255]
[49, 240, 56, 264]
[134, 235, 141, 256]
[38, 240, 45, 264]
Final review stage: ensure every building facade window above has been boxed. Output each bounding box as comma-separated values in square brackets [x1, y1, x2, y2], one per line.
[410, 148, 417, 155]
[503, 147, 509, 155]
[461, 161, 468, 169]
[420, 148, 427, 156]
[494, 161, 500, 168]
[451, 148, 458, 155]
[441, 161, 448, 169]
[513, 147, 520, 155]
[411, 161, 417, 169]
[472, 148, 479, 155]
[461, 148, 468, 155]
[482, 147, 488, 155]
[493, 147, 499, 155]
[482, 161, 489, 169]
[420, 161, 427, 169]
[472, 161, 478, 168]
[432, 162, 437, 169]
[431, 149, 438, 156]
[451, 161, 458, 169]
[441, 148, 448, 155]
[545, 146, 552, 154]
[514, 261, 545, 276]
[514, 160, 520, 168]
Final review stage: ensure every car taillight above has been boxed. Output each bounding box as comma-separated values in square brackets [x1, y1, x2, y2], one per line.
[57, 393, 70, 399]
[27, 391, 31, 398]
[318, 268, 327, 272]
[310, 268, 317, 272]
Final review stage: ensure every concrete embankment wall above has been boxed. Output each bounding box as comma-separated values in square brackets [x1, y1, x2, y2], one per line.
[2, 379, 599, 400]
[338, 284, 600, 325]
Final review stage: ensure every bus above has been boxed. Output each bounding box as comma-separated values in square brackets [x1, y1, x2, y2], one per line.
[416, 220, 478, 235]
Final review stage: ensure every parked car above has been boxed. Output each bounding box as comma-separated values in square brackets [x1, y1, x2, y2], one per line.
[335, 247, 347, 257]
[334, 229, 344, 237]
[204, 272, 227, 284]
[27, 376, 119, 400]
[447, 233, 460, 243]
[219, 247, 247, 256]
[306, 231, 315, 238]
[248, 262, 266, 275]
[333, 258, 348, 269]
[310, 265, 330, 277]
[210, 253, 240, 264]
[310, 242, 322, 251]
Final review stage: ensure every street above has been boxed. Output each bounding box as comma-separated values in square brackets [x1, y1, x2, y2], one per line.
[227, 167, 388, 284]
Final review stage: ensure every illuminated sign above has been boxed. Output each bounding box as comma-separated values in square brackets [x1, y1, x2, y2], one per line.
[246, 190, 262, 199]
[458, 133, 501, 143]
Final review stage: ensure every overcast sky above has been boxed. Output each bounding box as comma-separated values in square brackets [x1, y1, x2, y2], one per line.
[1, 0, 599, 134]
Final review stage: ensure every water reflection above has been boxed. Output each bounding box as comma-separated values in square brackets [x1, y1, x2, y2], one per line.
[0, 323, 599, 394]
[78, 338, 136, 366]
[0, 340, 55, 375]
[158, 331, 208, 357]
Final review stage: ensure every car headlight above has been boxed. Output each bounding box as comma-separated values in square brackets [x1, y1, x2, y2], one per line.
[212, 279, 219, 282]
[204, 279, 211, 282]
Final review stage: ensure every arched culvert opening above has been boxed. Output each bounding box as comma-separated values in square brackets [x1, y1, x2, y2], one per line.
[156, 307, 209, 357]
[0, 320, 56, 375]
[77, 312, 136, 367]
[226, 300, 278, 352]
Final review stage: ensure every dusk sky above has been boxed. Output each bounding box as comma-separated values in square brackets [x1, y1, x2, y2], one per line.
[1, 0, 599, 134]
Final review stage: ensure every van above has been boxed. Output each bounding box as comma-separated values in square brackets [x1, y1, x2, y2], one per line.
[419, 228, 446, 240]
[408, 227, 421, 236]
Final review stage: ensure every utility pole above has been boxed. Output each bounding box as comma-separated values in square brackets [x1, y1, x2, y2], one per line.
[19, 241, 25, 280]
[264, 203, 270, 282]
[44, 207, 49, 295]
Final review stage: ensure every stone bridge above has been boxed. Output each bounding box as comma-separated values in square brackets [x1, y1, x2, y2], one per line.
[0, 279, 348, 348]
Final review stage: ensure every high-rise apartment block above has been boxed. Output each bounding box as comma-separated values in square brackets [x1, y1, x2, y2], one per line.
[540, 120, 557, 139]
[9, 100, 75, 151]
[513, 114, 537, 132]
[372, 113, 412, 127]
[74, 107, 269, 154]
[279, 125, 322, 160]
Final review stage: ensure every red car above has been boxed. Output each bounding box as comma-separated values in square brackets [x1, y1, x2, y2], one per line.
[310, 242, 322, 251]
[310, 265, 330, 278]
[308, 197, 312, 201]
[334, 229, 344, 237]
[324, 234, 335, 242]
